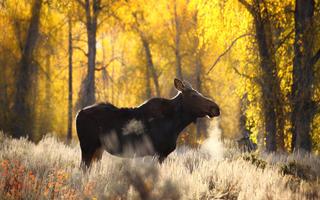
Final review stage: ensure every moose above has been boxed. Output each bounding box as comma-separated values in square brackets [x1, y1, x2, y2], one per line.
[76, 78, 220, 169]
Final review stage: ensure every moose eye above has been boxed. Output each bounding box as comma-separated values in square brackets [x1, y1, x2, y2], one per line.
[191, 94, 198, 98]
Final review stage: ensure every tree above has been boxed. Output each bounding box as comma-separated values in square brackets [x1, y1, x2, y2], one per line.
[172, 0, 183, 80]
[291, 0, 320, 151]
[75, 0, 101, 109]
[238, 0, 286, 151]
[190, 6, 209, 139]
[116, 4, 161, 97]
[141, 34, 161, 97]
[131, 10, 161, 97]
[37, 51, 53, 138]
[11, 0, 43, 138]
[67, 16, 73, 144]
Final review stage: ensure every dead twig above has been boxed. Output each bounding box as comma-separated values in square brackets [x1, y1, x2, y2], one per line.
[206, 33, 254, 75]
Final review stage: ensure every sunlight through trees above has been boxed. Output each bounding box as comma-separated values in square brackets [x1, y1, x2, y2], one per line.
[0, 0, 319, 153]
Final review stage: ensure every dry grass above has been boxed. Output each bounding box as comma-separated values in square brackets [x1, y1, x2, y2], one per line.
[0, 130, 319, 200]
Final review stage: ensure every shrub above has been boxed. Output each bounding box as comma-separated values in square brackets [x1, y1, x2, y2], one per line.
[0, 132, 319, 200]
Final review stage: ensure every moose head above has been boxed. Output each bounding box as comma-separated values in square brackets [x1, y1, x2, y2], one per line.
[174, 78, 220, 118]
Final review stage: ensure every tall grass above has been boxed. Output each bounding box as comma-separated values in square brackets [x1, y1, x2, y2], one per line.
[0, 129, 319, 200]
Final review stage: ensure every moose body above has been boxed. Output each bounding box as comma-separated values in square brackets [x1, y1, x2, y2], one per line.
[76, 79, 220, 168]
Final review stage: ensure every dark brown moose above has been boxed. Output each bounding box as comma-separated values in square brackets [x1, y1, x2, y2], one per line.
[76, 78, 220, 169]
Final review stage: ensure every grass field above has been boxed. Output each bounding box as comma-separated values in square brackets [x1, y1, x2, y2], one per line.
[0, 129, 319, 200]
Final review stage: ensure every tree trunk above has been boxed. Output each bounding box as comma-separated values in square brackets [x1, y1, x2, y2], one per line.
[0, 82, 9, 132]
[141, 36, 161, 97]
[195, 55, 207, 138]
[101, 36, 109, 100]
[11, 0, 42, 138]
[37, 54, 52, 138]
[291, 0, 316, 152]
[239, 0, 285, 152]
[174, 1, 183, 79]
[239, 93, 250, 136]
[67, 16, 73, 144]
[30, 62, 39, 140]
[254, 6, 279, 152]
[145, 57, 152, 99]
[45, 57, 52, 133]
[77, 0, 100, 109]
[0, 62, 9, 131]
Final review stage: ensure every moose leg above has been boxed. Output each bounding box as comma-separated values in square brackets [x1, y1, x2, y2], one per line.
[92, 147, 104, 162]
[81, 150, 94, 170]
[158, 155, 167, 164]
[80, 146, 104, 171]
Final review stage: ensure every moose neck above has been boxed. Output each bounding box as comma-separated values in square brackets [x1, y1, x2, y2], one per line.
[170, 93, 197, 135]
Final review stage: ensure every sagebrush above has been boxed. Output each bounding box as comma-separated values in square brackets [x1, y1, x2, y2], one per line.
[0, 132, 319, 200]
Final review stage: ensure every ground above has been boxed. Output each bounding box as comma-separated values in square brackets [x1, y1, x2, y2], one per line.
[0, 131, 319, 200]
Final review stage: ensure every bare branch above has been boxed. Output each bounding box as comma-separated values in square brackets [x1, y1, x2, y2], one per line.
[232, 66, 253, 80]
[97, 15, 112, 29]
[311, 48, 320, 66]
[95, 57, 122, 71]
[73, 46, 88, 57]
[275, 29, 294, 52]
[72, 35, 87, 43]
[238, 0, 255, 16]
[109, 11, 128, 31]
[104, 71, 115, 83]
[32, 59, 52, 81]
[206, 33, 254, 75]
[232, 65, 262, 85]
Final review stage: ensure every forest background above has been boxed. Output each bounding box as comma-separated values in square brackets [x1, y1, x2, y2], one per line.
[0, 0, 319, 153]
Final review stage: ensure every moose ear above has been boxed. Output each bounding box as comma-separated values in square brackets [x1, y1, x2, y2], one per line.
[174, 78, 185, 91]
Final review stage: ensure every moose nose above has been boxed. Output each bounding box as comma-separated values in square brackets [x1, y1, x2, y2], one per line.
[211, 106, 220, 116]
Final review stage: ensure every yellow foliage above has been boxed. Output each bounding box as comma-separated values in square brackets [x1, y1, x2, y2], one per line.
[0, 0, 319, 152]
